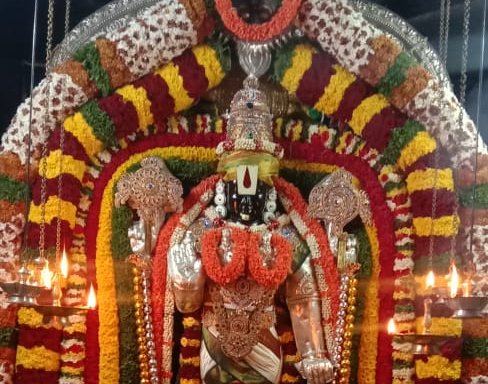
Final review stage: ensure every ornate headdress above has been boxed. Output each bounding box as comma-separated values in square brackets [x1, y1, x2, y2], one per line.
[217, 75, 283, 185]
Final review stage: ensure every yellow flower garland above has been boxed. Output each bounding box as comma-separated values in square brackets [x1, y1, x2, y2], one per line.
[315, 65, 356, 115]
[415, 317, 462, 337]
[358, 224, 380, 384]
[116, 85, 154, 134]
[155, 63, 193, 112]
[16, 346, 61, 371]
[281, 44, 314, 93]
[192, 45, 226, 89]
[64, 113, 104, 162]
[40, 149, 87, 182]
[280, 159, 338, 175]
[397, 132, 436, 171]
[17, 307, 44, 328]
[415, 355, 461, 380]
[406, 168, 454, 193]
[348, 94, 390, 135]
[28, 195, 77, 228]
[413, 215, 460, 237]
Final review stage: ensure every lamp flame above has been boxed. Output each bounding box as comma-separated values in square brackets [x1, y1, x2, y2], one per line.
[60, 247, 69, 279]
[450, 263, 459, 298]
[41, 261, 54, 289]
[426, 270, 435, 289]
[387, 318, 396, 335]
[87, 284, 97, 309]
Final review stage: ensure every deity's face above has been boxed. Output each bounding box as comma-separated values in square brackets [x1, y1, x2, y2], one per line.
[226, 179, 270, 225]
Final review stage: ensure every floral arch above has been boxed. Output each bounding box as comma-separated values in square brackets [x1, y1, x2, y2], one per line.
[0, 1, 487, 384]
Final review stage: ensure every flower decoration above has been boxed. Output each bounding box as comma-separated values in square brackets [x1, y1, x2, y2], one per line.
[201, 227, 247, 285]
[214, 0, 302, 41]
[248, 232, 292, 288]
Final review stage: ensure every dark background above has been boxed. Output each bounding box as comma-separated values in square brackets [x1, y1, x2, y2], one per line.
[0, 0, 487, 141]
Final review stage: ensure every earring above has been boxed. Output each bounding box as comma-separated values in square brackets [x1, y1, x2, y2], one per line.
[214, 180, 227, 218]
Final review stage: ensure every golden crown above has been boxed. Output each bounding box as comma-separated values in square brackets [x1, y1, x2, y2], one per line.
[216, 75, 283, 158]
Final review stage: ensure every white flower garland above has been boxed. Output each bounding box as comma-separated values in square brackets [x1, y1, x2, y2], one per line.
[1, 73, 87, 164]
[107, 0, 198, 79]
[298, 0, 379, 75]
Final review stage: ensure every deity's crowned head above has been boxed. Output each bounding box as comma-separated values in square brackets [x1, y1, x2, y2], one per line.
[216, 75, 282, 224]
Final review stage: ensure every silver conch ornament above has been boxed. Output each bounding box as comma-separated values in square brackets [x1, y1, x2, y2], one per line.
[307, 169, 372, 237]
[114, 156, 183, 223]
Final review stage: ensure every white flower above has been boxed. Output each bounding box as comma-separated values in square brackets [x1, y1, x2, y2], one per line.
[1, 74, 87, 165]
[108, 0, 197, 78]
[393, 257, 414, 271]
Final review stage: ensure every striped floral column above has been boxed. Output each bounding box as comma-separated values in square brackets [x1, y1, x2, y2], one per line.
[15, 307, 63, 383]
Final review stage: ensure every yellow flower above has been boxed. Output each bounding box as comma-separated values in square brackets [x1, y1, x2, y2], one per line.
[358, 224, 380, 384]
[180, 379, 201, 384]
[182, 316, 200, 328]
[116, 85, 154, 133]
[413, 215, 459, 237]
[415, 317, 462, 336]
[281, 44, 314, 93]
[415, 355, 461, 380]
[17, 307, 44, 327]
[28, 196, 77, 228]
[397, 132, 436, 171]
[281, 373, 301, 383]
[61, 366, 84, 375]
[67, 274, 87, 286]
[40, 149, 86, 182]
[284, 353, 300, 363]
[192, 44, 225, 89]
[281, 159, 338, 175]
[16, 346, 60, 371]
[315, 65, 356, 115]
[179, 356, 200, 366]
[406, 168, 454, 193]
[291, 121, 303, 142]
[393, 351, 414, 362]
[155, 62, 193, 113]
[63, 113, 103, 163]
[64, 322, 87, 334]
[349, 94, 390, 135]
[180, 337, 201, 348]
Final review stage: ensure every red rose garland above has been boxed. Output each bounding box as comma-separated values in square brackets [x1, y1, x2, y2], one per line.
[248, 232, 292, 288]
[201, 227, 247, 285]
[214, 0, 302, 41]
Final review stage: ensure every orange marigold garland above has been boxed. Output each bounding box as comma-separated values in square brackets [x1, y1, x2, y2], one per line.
[214, 0, 302, 41]
[201, 227, 247, 285]
[248, 232, 292, 289]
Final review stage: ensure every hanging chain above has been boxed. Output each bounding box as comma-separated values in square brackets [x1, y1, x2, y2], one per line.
[428, 0, 452, 271]
[65, 0, 71, 36]
[38, 0, 56, 262]
[22, 0, 40, 257]
[453, 0, 471, 268]
[54, 0, 71, 264]
[439, 0, 451, 66]
[459, 0, 471, 106]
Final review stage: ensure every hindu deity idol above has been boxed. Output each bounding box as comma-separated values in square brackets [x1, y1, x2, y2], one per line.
[166, 75, 336, 384]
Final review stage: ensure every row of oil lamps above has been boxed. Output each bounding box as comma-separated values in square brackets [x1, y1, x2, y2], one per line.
[0, 247, 97, 314]
[387, 262, 487, 355]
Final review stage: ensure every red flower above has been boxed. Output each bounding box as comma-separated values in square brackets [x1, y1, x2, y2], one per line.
[214, 0, 302, 42]
[201, 227, 247, 285]
[248, 232, 292, 288]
